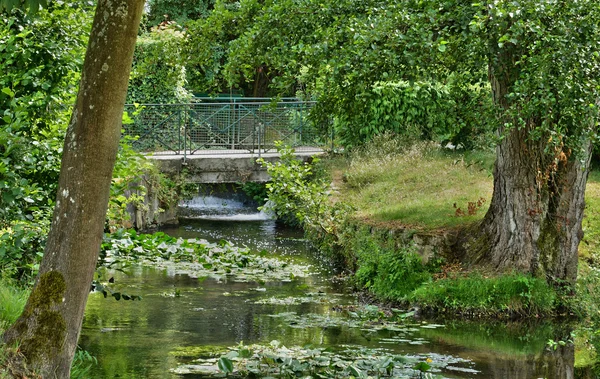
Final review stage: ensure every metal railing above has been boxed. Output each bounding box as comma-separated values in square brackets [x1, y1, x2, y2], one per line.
[122, 98, 328, 158]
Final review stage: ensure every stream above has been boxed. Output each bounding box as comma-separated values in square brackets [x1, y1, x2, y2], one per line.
[80, 196, 582, 378]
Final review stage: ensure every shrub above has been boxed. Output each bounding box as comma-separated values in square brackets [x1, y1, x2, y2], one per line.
[127, 22, 191, 104]
[334, 76, 496, 149]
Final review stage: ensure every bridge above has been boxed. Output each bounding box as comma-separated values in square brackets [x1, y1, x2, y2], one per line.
[122, 98, 330, 183]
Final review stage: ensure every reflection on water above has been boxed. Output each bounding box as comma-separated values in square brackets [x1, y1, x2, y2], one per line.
[80, 218, 580, 378]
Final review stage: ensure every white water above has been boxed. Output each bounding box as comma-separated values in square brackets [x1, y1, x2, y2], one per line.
[179, 195, 275, 221]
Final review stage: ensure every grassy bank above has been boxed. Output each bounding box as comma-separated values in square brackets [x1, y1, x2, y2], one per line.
[337, 137, 493, 230]
[326, 138, 558, 317]
[261, 137, 600, 319]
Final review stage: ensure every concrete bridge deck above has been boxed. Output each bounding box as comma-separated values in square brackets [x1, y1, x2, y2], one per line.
[148, 148, 324, 183]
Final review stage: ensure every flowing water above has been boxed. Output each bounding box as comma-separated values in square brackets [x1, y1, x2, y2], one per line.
[80, 197, 582, 378]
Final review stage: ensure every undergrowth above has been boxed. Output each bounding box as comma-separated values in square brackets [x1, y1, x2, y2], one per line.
[343, 225, 558, 318]
[0, 279, 29, 335]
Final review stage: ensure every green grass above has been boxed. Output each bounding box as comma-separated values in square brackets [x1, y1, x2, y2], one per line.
[338, 137, 494, 230]
[580, 170, 600, 262]
[0, 279, 29, 378]
[411, 273, 557, 317]
[0, 279, 29, 334]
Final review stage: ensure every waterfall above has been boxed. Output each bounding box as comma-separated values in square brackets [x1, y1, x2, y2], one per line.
[179, 195, 275, 221]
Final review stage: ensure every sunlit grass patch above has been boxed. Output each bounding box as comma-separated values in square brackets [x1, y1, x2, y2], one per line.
[340, 136, 494, 230]
[580, 170, 600, 262]
[0, 279, 29, 334]
[411, 273, 557, 318]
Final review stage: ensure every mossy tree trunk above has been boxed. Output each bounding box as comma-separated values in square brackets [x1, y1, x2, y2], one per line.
[2, 0, 144, 376]
[465, 42, 593, 283]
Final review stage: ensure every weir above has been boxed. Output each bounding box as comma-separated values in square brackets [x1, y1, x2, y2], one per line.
[179, 193, 274, 221]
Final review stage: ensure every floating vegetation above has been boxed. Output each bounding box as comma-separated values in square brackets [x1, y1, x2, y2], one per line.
[264, 305, 440, 335]
[253, 291, 341, 306]
[100, 230, 311, 283]
[267, 311, 425, 334]
[171, 340, 478, 378]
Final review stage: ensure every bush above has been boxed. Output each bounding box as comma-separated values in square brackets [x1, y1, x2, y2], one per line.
[353, 239, 436, 301]
[258, 142, 334, 228]
[335, 77, 496, 149]
[127, 22, 191, 104]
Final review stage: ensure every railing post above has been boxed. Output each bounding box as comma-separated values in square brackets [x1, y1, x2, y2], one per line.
[299, 103, 304, 145]
[331, 120, 335, 153]
[182, 105, 187, 161]
[177, 106, 181, 156]
[230, 101, 235, 149]
[257, 119, 262, 159]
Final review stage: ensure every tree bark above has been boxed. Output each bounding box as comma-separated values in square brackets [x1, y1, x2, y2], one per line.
[462, 44, 592, 283]
[2, 0, 144, 377]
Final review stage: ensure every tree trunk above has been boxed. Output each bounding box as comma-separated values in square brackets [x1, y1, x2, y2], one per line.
[252, 64, 271, 97]
[2, 0, 144, 377]
[463, 45, 592, 283]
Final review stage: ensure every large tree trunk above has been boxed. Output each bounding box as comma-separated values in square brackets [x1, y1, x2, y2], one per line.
[2, 0, 144, 377]
[463, 46, 592, 283]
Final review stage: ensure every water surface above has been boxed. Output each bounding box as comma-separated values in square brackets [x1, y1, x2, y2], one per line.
[81, 216, 577, 378]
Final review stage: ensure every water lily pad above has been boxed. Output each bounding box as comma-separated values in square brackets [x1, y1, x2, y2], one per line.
[101, 232, 312, 283]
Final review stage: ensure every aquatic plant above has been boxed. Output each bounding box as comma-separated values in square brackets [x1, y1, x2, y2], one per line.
[100, 230, 312, 283]
[172, 340, 477, 378]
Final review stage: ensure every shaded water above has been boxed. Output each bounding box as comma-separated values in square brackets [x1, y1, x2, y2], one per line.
[81, 213, 580, 378]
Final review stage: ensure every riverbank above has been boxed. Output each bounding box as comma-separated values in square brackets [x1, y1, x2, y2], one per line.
[262, 138, 600, 321]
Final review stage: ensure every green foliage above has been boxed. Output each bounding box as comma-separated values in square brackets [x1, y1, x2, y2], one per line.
[184, 0, 264, 94]
[107, 135, 154, 231]
[258, 143, 334, 228]
[0, 5, 90, 284]
[238, 181, 268, 206]
[568, 262, 600, 321]
[185, 0, 496, 148]
[335, 77, 495, 148]
[127, 22, 191, 104]
[186, 0, 600, 155]
[469, 1, 600, 155]
[411, 273, 557, 318]
[70, 349, 97, 379]
[146, 0, 213, 27]
[0, 6, 90, 130]
[177, 339, 470, 378]
[351, 231, 438, 301]
[108, 130, 196, 232]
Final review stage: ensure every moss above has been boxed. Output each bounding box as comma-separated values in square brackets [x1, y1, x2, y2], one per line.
[28, 271, 66, 310]
[456, 222, 488, 265]
[20, 310, 66, 358]
[536, 219, 562, 278]
[9, 271, 67, 364]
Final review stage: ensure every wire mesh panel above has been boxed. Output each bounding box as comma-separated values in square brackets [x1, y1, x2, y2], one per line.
[122, 104, 184, 153]
[122, 99, 326, 155]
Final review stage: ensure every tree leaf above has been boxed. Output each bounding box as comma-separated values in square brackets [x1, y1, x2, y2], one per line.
[1, 88, 15, 98]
